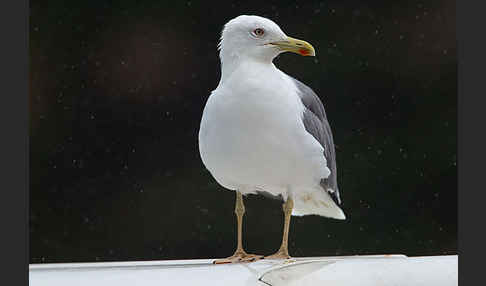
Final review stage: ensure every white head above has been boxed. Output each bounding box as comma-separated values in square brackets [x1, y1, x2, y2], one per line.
[219, 15, 315, 65]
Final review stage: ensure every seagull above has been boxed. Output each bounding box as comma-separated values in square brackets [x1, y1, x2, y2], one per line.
[198, 15, 345, 264]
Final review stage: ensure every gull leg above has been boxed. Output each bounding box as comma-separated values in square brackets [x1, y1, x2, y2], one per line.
[265, 198, 294, 260]
[213, 191, 264, 264]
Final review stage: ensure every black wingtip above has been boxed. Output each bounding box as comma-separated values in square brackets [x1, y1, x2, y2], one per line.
[320, 178, 341, 206]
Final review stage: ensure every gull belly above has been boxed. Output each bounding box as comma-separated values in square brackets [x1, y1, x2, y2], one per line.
[199, 62, 330, 200]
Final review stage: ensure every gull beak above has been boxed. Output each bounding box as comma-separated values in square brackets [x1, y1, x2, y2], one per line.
[269, 36, 316, 56]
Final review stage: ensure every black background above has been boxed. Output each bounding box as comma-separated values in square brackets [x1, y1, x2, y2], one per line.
[30, 0, 456, 263]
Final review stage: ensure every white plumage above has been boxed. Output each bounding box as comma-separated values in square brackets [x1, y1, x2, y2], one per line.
[199, 15, 345, 220]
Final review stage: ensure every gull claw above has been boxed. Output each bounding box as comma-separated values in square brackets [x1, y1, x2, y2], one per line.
[213, 252, 264, 264]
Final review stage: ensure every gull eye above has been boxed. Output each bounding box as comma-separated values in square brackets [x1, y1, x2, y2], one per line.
[253, 28, 265, 37]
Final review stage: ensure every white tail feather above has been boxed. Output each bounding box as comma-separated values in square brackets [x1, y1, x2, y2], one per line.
[291, 189, 346, 220]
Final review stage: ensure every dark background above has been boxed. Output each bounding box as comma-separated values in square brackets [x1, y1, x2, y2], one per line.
[30, 0, 456, 263]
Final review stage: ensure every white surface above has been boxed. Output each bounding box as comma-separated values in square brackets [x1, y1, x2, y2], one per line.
[30, 255, 457, 286]
[198, 15, 345, 219]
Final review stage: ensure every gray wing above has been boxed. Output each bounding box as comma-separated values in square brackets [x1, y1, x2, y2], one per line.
[291, 77, 341, 205]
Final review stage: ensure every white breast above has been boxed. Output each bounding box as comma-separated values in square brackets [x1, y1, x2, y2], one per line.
[198, 62, 329, 197]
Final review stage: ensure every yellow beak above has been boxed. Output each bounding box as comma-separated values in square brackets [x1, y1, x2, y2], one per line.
[269, 36, 316, 56]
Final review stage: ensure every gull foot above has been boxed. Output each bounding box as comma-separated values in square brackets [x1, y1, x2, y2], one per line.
[265, 249, 291, 260]
[213, 251, 264, 264]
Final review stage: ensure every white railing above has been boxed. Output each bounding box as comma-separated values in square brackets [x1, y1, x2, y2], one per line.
[29, 254, 458, 286]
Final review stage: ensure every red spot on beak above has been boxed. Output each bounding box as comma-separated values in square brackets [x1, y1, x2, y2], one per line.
[299, 49, 310, 56]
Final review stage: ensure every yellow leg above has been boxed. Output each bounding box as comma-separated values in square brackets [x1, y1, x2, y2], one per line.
[265, 198, 294, 260]
[213, 191, 264, 264]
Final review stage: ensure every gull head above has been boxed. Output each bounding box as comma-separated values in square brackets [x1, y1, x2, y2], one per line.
[219, 15, 315, 63]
